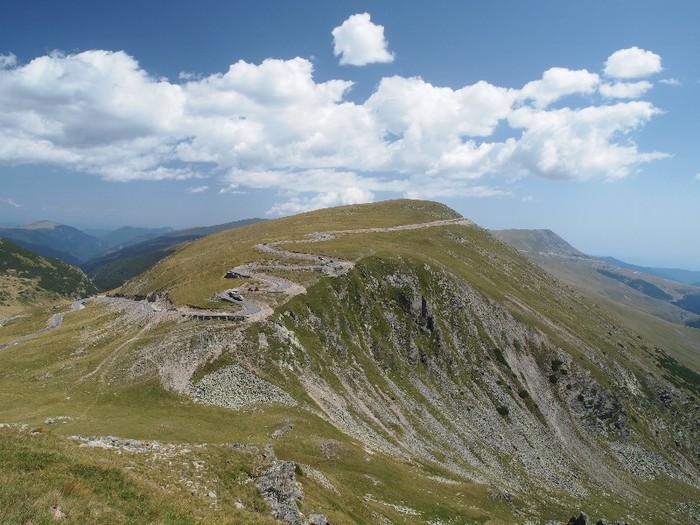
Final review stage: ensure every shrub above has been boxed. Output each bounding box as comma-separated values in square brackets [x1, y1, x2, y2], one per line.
[496, 405, 509, 416]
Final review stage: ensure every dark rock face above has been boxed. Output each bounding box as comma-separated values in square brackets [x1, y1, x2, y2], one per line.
[255, 460, 303, 525]
[562, 512, 628, 525]
[575, 385, 630, 438]
[567, 512, 588, 525]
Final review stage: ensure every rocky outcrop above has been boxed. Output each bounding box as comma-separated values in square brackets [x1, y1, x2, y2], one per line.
[567, 513, 589, 525]
[548, 512, 630, 525]
[190, 365, 297, 410]
[255, 460, 303, 525]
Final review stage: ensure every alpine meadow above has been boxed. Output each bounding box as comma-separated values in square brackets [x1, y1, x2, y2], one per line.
[1, 3, 699, 525]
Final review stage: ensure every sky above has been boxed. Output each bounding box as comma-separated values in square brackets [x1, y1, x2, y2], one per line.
[0, 1, 699, 269]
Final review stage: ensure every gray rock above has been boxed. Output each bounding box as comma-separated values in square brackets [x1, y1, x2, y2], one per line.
[308, 513, 330, 525]
[190, 365, 297, 410]
[255, 460, 303, 525]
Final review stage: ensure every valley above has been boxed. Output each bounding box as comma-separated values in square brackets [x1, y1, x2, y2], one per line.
[1, 200, 699, 525]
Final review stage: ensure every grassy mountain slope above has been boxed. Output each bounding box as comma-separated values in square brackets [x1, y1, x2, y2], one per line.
[0, 237, 97, 318]
[1, 200, 698, 524]
[82, 219, 263, 291]
[491, 228, 585, 257]
[492, 228, 700, 334]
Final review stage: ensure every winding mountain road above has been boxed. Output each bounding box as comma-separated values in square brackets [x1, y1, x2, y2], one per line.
[108, 216, 472, 323]
[0, 300, 85, 351]
[1, 217, 472, 340]
[201, 216, 472, 322]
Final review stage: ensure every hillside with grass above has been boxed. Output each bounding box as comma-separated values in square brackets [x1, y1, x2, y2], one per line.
[1, 200, 698, 525]
[0, 237, 97, 318]
[492, 228, 700, 336]
[82, 218, 263, 291]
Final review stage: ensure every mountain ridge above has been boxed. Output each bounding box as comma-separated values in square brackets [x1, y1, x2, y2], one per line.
[0, 223, 104, 263]
[492, 228, 700, 334]
[1, 200, 698, 524]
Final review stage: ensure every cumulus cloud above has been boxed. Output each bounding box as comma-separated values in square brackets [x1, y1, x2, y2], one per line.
[223, 168, 405, 214]
[599, 80, 653, 99]
[604, 47, 662, 79]
[660, 77, 680, 86]
[0, 46, 668, 214]
[508, 102, 666, 180]
[269, 187, 375, 215]
[519, 67, 599, 108]
[0, 50, 186, 181]
[332, 13, 394, 66]
[187, 185, 209, 193]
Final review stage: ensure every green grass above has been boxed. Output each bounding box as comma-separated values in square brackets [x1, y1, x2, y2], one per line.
[0, 299, 517, 524]
[119, 199, 459, 306]
[0, 237, 96, 298]
[3, 199, 699, 524]
[0, 426, 277, 525]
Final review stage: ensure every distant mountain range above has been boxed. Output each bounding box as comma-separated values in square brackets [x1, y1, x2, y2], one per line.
[0, 222, 173, 264]
[0, 220, 263, 291]
[81, 219, 263, 290]
[0, 222, 104, 264]
[597, 256, 700, 287]
[98, 226, 174, 252]
[492, 228, 700, 330]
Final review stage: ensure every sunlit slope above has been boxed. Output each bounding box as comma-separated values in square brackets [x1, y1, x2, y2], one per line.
[492, 228, 700, 369]
[0, 237, 96, 318]
[0, 301, 515, 525]
[2, 199, 699, 524]
[119, 199, 460, 305]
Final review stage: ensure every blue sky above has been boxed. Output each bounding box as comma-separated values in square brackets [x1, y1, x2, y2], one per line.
[1, 1, 698, 268]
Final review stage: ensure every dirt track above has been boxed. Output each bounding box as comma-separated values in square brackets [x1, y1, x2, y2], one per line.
[3, 217, 472, 336]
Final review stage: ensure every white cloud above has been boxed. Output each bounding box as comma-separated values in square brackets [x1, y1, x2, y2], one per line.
[508, 101, 667, 180]
[519, 67, 599, 108]
[0, 53, 17, 68]
[223, 168, 404, 214]
[0, 50, 186, 181]
[522, 195, 534, 202]
[599, 81, 652, 99]
[365, 76, 516, 178]
[660, 77, 680, 86]
[0, 47, 668, 214]
[269, 187, 375, 215]
[695, 173, 700, 181]
[6, 198, 23, 208]
[604, 47, 662, 79]
[332, 13, 394, 66]
[187, 185, 209, 193]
